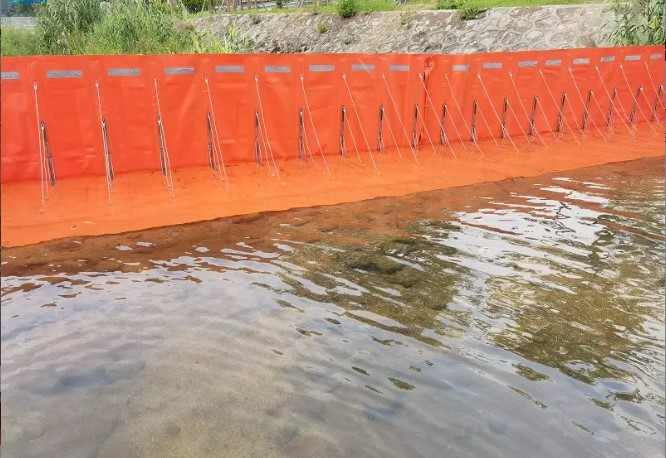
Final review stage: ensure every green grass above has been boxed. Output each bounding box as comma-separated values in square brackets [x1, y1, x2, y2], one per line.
[1, 27, 44, 56]
[206, 0, 592, 16]
[459, 0, 594, 7]
[1, 0, 248, 56]
[204, 0, 402, 16]
[449, 0, 592, 7]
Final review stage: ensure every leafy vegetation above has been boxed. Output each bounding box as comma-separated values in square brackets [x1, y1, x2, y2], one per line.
[435, 0, 461, 9]
[181, 0, 223, 12]
[609, 0, 664, 44]
[460, 6, 485, 18]
[336, 0, 359, 17]
[1, 27, 44, 55]
[435, 0, 589, 9]
[37, 0, 103, 54]
[214, 0, 590, 17]
[348, 0, 398, 12]
[1, 0, 247, 56]
[453, 0, 587, 6]
[224, 0, 401, 16]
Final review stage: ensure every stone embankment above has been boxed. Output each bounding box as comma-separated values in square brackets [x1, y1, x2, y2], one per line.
[195, 4, 615, 53]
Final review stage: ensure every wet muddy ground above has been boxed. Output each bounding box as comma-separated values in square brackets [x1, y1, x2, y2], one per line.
[1, 157, 664, 457]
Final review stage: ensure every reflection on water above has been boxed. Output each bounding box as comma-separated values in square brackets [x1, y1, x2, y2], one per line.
[1, 157, 664, 457]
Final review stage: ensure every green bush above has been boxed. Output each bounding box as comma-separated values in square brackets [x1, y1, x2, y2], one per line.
[1, 0, 247, 56]
[83, 1, 195, 54]
[609, 0, 664, 45]
[337, 0, 359, 18]
[38, 0, 103, 54]
[436, 0, 461, 10]
[460, 6, 484, 20]
[220, 25, 252, 52]
[316, 21, 329, 33]
[0, 27, 44, 56]
[181, 0, 218, 13]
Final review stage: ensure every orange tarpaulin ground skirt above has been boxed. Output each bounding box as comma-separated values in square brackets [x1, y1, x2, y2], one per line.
[1, 125, 661, 247]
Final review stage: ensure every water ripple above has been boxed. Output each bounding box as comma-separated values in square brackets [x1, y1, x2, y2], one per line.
[1, 158, 663, 458]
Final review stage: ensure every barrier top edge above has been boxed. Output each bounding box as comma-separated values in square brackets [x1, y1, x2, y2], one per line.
[0, 45, 661, 62]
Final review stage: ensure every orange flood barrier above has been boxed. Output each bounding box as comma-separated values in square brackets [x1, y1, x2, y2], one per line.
[1, 46, 664, 247]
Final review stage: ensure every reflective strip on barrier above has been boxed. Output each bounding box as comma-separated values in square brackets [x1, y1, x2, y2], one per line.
[216, 65, 245, 73]
[600, 56, 616, 63]
[573, 58, 590, 65]
[107, 67, 141, 77]
[389, 64, 410, 72]
[624, 55, 641, 61]
[265, 65, 291, 73]
[309, 64, 334, 72]
[452, 64, 469, 72]
[1, 71, 19, 80]
[650, 53, 661, 60]
[518, 60, 538, 68]
[165, 66, 195, 75]
[352, 64, 374, 72]
[47, 70, 83, 79]
[482, 62, 502, 69]
[545, 59, 562, 66]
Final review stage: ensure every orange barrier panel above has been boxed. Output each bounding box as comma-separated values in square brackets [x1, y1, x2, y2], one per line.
[1, 58, 39, 182]
[36, 58, 96, 178]
[2, 46, 663, 180]
[1, 46, 663, 246]
[300, 54, 344, 159]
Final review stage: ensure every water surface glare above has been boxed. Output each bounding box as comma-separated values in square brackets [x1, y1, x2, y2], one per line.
[1, 157, 664, 457]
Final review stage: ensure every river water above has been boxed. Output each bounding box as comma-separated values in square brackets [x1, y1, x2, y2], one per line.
[1, 157, 664, 458]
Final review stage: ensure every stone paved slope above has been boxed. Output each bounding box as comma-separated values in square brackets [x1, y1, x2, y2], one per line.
[195, 5, 614, 53]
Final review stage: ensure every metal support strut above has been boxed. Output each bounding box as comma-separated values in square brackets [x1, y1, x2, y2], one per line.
[606, 88, 617, 128]
[470, 100, 478, 143]
[628, 86, 642, 125]
[339, 105, 346, 156]
[153, 79, 174, 193]
[101, 118, 114, 181]
[528, 96, 538, 137]
[652, 85, 664, 122]
[411, 105, 420, 148]
[440, 104, 448, 145]
[95, 81, 114, 199]
[582, 90, 592, 131]
[555, 92, 567, 134]
[207, 111, 218, 171]
[156, 116, 168, 177]
[500, 97, 509, 139]
[377, 104, 385, 152]
[40, 121, 56, 187]
[254, 110, 264, 164]
[298, 107, 305, 160]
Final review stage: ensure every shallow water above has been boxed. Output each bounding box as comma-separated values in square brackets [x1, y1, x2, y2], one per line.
[1, 157, 664, 458]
